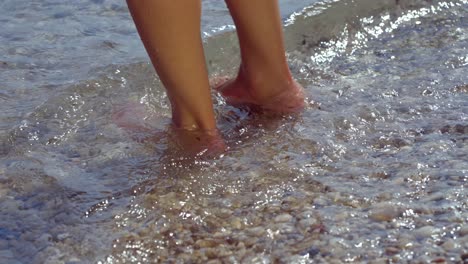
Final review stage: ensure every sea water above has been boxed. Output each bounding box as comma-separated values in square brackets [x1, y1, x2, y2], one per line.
[0, 0, 467, 263]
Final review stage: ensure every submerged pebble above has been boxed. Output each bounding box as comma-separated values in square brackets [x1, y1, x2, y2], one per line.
[369, 203, 401, 222]
[459, 226, 468, 237]
[413, 226, 440, 239]
[274, 213, 293, 223]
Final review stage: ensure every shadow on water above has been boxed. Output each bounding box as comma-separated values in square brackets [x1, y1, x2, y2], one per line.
[0, 0, 467, 263]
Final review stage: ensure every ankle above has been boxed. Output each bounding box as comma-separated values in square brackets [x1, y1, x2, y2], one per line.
[171, 109, 217, 132]
[171, 119, 217, 133]
[169, 124, 226, 158]
[237, 64, 295, 100]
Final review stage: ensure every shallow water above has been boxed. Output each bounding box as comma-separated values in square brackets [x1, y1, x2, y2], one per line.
[0, 0, 319, 135]
[1, 0, 467, 263]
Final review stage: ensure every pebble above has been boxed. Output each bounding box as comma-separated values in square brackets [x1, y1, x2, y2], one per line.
[66, 257, 82, 263]
[206, 259, 222, 264]
[246, 227, 265, 237]
[459, 225, 468, 236]
[385, 247, 400, 255]
[369, 203, 400, 222]
[414, 226, 440, 239]
[368, 222, 386, 231]
[214, 247, 232, 258]
[37, 233, 53, 244]
[314, 197, 327, 206]
[243, 237, 259, 247]
[234, 243, 246, 259]
[204, 248, 218, 259]
[38, 246, 64, 263]
[334, 212, 349, 222]
[0, 184, 8, 199]
[369, 258, 388, 264]
[195, 239, 218, 248]
[441, 239, 458, 251]
[0, 239, 8, 250]
[454, 84, 468, 93]
[461, 253, 468, 262]
[230, 217, 242, 230]
[216, 208, 232, 219]
[298, 210, 315, 219]
[327, 258, 345, 264]
[274, 214, 293, 223]
[397, 235, 415, 249]
[327, 238, 346, 255]
[431, 257, 447, 263]
[57, 233, 70, 241]
[298, 218, 318, 230]
[277, 223, 296, 234]
[0, 253, 21, 264]
[14, 47, 28, 55]
[421, 192, 445, 202]
[0, 250, 14, 259]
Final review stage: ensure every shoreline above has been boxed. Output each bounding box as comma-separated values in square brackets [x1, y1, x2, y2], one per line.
[204, 0, 448, 74]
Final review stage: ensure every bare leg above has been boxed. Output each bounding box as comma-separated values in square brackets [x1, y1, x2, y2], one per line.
[127, 0, 217, 131]
[126, 0, 225, 155]
[219, 0, 305, 113]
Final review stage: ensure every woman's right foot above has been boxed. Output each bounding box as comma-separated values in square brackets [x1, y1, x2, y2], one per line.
[169, 126, 227, 158]
[112, 102, 226, 158]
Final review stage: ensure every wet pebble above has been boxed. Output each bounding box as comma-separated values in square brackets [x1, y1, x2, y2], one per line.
[35, 246, 64, 263]
[298, 218, 318, 231]
[215, 246, 232, 258]
[454, 84, 468, 93]
[0, 197, 22, 211]
[422, 192, 445, 202]
[385, 246, 400, 255]
[243, 237, 259, 247]
[0, 184, 8, 199]
[57, 233, 71, 241]
[369, 258, 388, 264]
[459, 225, 468, 236]
[461, 253, 468, 263]
[413, 226, 440, 239]
[195, 239, 218, 248]
[0, 250, 14, 259]
[276, 223, 296, 234]
[230, 217, 243, 230]
[37, 233, 53, 245]
[0, 250, 21, 264]
[246, 227, 265, 237]
[369, 203, 401, 222]
[441, 239, 458, 251]
[334, 212, 349, 222]
[232, 243, 246, 259]
[0, 239, 8, 250]
[431, 257, 447, 263]
[206, 259, 222, 264]
[215, 208, 232, 219]
[274, 213, 293, 223]
[213, 230, 231, 238]
[314, 197, 328, 206]
[397, 234, 416, 249]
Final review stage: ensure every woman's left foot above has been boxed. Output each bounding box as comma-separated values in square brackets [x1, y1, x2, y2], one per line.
[212, 74, 305, 114]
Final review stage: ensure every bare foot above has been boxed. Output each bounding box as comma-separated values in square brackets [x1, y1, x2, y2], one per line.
[213, 73, 305, 114]
[169, 126, 227, 159]
[112, 102, 226, 158]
